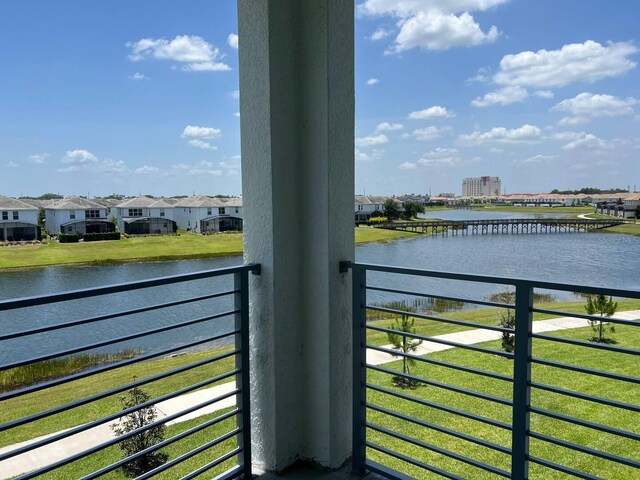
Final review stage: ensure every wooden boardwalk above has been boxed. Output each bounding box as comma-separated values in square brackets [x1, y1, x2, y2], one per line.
[375, 218, 630, 236]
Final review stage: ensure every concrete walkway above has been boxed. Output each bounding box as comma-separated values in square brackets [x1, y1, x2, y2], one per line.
[2, 310, 638, 478]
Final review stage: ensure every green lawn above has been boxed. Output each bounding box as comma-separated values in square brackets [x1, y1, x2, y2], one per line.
[367, 323, 640, 479]
[482, 205, 594, 214]
[0, 228, 415, 270]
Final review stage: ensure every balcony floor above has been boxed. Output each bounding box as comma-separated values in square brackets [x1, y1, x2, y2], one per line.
[255, 462, 384, 479]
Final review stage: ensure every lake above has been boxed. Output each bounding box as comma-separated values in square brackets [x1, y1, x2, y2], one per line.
[1, 212, 638, 363]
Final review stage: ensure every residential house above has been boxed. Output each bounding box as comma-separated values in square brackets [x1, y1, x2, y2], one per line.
[45, 197, 114, 235]
[114, 197, 177, 235]
[0, 196, 41, 241]
[354, 195, 398, 222]
[174, 195, 243, 233]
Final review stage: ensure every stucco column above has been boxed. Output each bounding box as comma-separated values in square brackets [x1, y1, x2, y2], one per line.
[238, 0, 354, 472]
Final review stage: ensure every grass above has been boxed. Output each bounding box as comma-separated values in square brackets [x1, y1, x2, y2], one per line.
[599, 221, 640, 236]
[480, 205, 594, 214]
[0, 347, 236, 448]
[0, 228, 415, 270]
[367, 323, 640, 479]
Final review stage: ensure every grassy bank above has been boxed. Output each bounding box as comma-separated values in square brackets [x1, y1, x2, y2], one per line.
[0, 228, 415, 270]
[482, 205, 594, 214]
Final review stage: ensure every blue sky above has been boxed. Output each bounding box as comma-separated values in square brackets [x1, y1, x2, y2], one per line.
[1, 1, 639, 197]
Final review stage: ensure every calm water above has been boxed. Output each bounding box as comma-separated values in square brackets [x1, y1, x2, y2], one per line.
[1, 216, 638, 363]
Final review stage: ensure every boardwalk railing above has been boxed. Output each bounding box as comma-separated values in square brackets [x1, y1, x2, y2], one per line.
[376, 218, 631, 235]
[342, 261, 640, 479]
[0, 264, 259, 480]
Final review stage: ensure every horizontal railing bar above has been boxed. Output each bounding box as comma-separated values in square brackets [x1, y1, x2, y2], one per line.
[137, 435, 241, 480]
[531, 308, 640, 327]
[531, 357, 639, 384]
[0, 330, 237, 402]
[0, 264, 259, 311]
[367, 324, 513, 358]
[367, 306, 512, 333]
[527, 455, 603, 480]
[14, 390, 240, 478]
[209, 465, 244, 480]
[344, 262, 640, 298]
[0, 290, 236, 341]
[365, 442, 463, 480]
[366, 285, 514, 310]
[367, 384, 512, 431]
[367, 403, 511, 454]
[180, 447, 242, 480]
[1, 353, 238, 432]
[0, 309, 237, 373]
[367, 344, 513, 382]
[529, 406, 640, 442]
[0, 376, 240, 462]
[367, 365, 512, 406]
[367, 423, 511, 477]
[80, 408, 241, 480]
[529, 431, 640, 469]
[531, 333, 640, 356]
[531, 382, 640, 413]
[363, 460, 415, 480]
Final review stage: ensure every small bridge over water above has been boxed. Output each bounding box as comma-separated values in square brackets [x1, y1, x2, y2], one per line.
[375, 218, 630, 236]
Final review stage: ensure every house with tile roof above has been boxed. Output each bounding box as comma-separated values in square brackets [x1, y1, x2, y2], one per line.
[44, 196, 114, 235]
[114, 197, 177, 235]
[0, 196, 41, 241]
[173, 196, 243, 233]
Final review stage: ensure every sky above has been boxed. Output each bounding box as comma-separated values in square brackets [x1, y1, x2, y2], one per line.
[1, 0, 639, 197]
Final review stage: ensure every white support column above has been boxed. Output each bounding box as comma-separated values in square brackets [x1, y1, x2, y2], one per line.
[238, 0, 354, 472]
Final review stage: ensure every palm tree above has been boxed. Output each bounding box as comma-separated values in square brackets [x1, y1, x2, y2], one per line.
[387, 314, 423, 386]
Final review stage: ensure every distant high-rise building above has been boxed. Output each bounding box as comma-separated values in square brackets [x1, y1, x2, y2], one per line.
[462, 176, 501, 197]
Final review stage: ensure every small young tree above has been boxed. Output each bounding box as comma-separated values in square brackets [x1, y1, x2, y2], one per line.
[387, 314, 423, 387]
[111, 386, 167, 477]
[585, 294, 617, 343]
[492, 291, 515, 354]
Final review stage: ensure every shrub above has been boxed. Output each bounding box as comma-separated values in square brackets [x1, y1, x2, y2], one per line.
[58, 233, 80, 243]
[83, 232, 121, 242]
[368, 216, 389, 225]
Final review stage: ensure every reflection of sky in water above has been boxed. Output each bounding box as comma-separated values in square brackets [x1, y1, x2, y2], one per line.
[1, 231, 638, 363]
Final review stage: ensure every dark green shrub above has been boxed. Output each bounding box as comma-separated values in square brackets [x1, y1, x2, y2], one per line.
[58, 233, 80, 243]
[83, 232, 121, 242]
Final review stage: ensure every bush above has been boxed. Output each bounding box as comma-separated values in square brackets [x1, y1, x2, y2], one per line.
[368, 216, 389, 225]
[58, 233, 80, 243]
[83, 232, 121, 242]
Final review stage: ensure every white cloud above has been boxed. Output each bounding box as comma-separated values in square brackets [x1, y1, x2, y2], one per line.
[418, 147, 460, 167]
[227, 33, 239, 49]
[231, 90, 240, 100]
[126, 35, 231, 72]
[458, 124, 542, 145]
[556, 131, 611, 150]
[29, 153, 50, 164]
[188, 139, 218, 150]
[63, 149, 98, 164]
[375, 122, 404, 132]
[551, 92, 638, 125]
[355, 148, 370, 161]
[6, 161, 18, 168]
[134, 166, 160, 175]
[355, 134, 389, 147]
[533, 90, 554, 99]
[359, 1, 507, 52]
[367, 78, 380, 85]
[411, 126, 448, 141]
[182, 125, 222, 139]
[408, 105, 454, 120]
[233, 112, 240, 118]
[183, 160, 223, 176]
[516, 154, 556, 164]
[493, 40, 638, 88]
[128, 72, 149, 80]
[100, 159, 128, 173]
[398, 161, 417, 170]
[471, 85, 528, 107]
[369, 28, 392, 41]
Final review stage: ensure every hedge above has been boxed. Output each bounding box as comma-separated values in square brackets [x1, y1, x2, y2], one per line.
[58, 233, 80, 243]
[83, 232, 121, 242]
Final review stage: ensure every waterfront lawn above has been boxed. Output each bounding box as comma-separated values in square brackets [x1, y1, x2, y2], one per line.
[482, 205, 594, 214]
[0, 228, 416, 270]
[366, 299, 640, 347]
[600, 221, 640, 236]
[0, 347, 236, 448]
[367, 323, 640, 479]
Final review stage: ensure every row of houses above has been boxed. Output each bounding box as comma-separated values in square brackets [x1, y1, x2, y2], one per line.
[0, 195, 246, 241]
[428, 192, 640, 209]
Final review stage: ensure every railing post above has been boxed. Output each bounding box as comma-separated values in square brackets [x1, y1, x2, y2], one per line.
[234, 269, 252, 478]
[511, 282, 533, 479]
[352, 264, 367, 477]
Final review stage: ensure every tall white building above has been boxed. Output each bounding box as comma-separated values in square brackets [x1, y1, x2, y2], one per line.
[462, 176, 501, 197]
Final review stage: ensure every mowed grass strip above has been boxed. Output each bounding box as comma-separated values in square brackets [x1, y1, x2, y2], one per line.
[366, 324, 640, 479]
[0, 228, 415, 270]
[0, 347, 236, 448]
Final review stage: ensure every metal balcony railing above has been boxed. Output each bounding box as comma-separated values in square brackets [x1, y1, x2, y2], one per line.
[0, 264, 259, 479]
[342, 261, 640, 479]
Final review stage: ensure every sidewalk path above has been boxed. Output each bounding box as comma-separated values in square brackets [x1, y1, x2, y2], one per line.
[2, 310, 638, 478]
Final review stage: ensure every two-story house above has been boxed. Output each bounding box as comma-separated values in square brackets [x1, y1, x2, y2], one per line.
[0, 196, 41, 241]
[114, 197, 177, 235]
[44, 197, 114, 235]
[173, 196, 243, 233]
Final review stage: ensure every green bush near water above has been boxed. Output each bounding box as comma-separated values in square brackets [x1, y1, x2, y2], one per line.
[58, 233, 80, 243]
